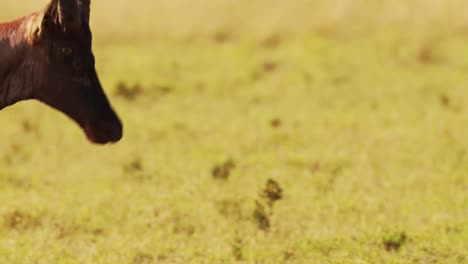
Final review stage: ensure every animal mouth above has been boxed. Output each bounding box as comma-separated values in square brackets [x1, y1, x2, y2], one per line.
[83, 119, 123, 144]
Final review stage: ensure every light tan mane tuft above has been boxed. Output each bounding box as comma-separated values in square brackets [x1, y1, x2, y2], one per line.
[25, 1, 59, 45]
[25, 13, 45, 45]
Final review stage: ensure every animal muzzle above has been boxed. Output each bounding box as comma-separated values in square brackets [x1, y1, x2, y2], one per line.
[83, 115, 123, 144]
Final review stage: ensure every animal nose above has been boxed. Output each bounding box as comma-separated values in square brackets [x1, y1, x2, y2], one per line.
[83, 118, 123, 144]
[106, 119, 123, 143]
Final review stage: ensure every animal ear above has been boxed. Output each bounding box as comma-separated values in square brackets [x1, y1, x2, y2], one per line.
[57, 0, 81, 30]
[42, 0, 58, 28]
[28, 0, 85, 45]
[79, 0, 90, 25]
[27, 0, 57, 45]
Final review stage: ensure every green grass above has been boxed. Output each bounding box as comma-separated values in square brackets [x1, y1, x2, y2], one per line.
[1, 1, 468, 263]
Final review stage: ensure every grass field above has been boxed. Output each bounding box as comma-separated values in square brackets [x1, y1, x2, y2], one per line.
[0, 1, 467, 263]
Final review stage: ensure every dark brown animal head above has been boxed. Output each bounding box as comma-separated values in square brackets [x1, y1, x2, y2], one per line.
[26, 0, 122, 144]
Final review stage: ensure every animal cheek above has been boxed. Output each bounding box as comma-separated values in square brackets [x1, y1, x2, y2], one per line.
[82, 77, 92, 87]
[72, 77, 91, 87]
[72, 60, 86, 74]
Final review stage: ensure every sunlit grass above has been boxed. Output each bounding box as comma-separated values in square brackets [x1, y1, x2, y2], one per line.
[0, 1, 467, 263]
[3, 0, 468, 39]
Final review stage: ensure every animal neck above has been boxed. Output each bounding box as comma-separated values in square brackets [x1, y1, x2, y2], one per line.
[0, 16, 40, 110]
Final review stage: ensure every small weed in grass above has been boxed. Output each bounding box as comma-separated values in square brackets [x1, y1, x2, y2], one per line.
[382, 232, 407, 252]
[125, 158, 144, 173]
[133, 252, 154, 264]
[217, 199, 243, 221]
[440, 94, 451, 108]
[262, 61, 279, 73]
[262, 179, 283, 209]
[3, 210, 42, 231]
[115, 81, 144, 101]
[270, 118, 283, 128]
[253, 179, 284, 231]
[231, 233, 244, 261]
[212, 159, 236, 180]
[262, 34, 282, 49]
[253, 200, 270, 231]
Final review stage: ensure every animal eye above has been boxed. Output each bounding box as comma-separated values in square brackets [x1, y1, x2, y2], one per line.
[61, 47, 73, 56]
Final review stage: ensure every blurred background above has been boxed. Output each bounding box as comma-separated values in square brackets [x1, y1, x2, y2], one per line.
[0, 1, 467, 263]
[4, 0, 468, 39]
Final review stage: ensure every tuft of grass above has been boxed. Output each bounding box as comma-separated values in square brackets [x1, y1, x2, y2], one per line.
[231, 232, 244, 261]
[212, 159, 236, 180]
[253, 200, 270, 231]
[253, 179, 284, 231]
[262, 179, 283, 209]
[382, 232, 408, 252]
[3, 210, 42, 231]
[124, 158, 144, 173]
[217, 199, 244, 221]
[0, 2, 468, 262]
[114, 81, 144, 101]
[132, 253, 154, 264]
